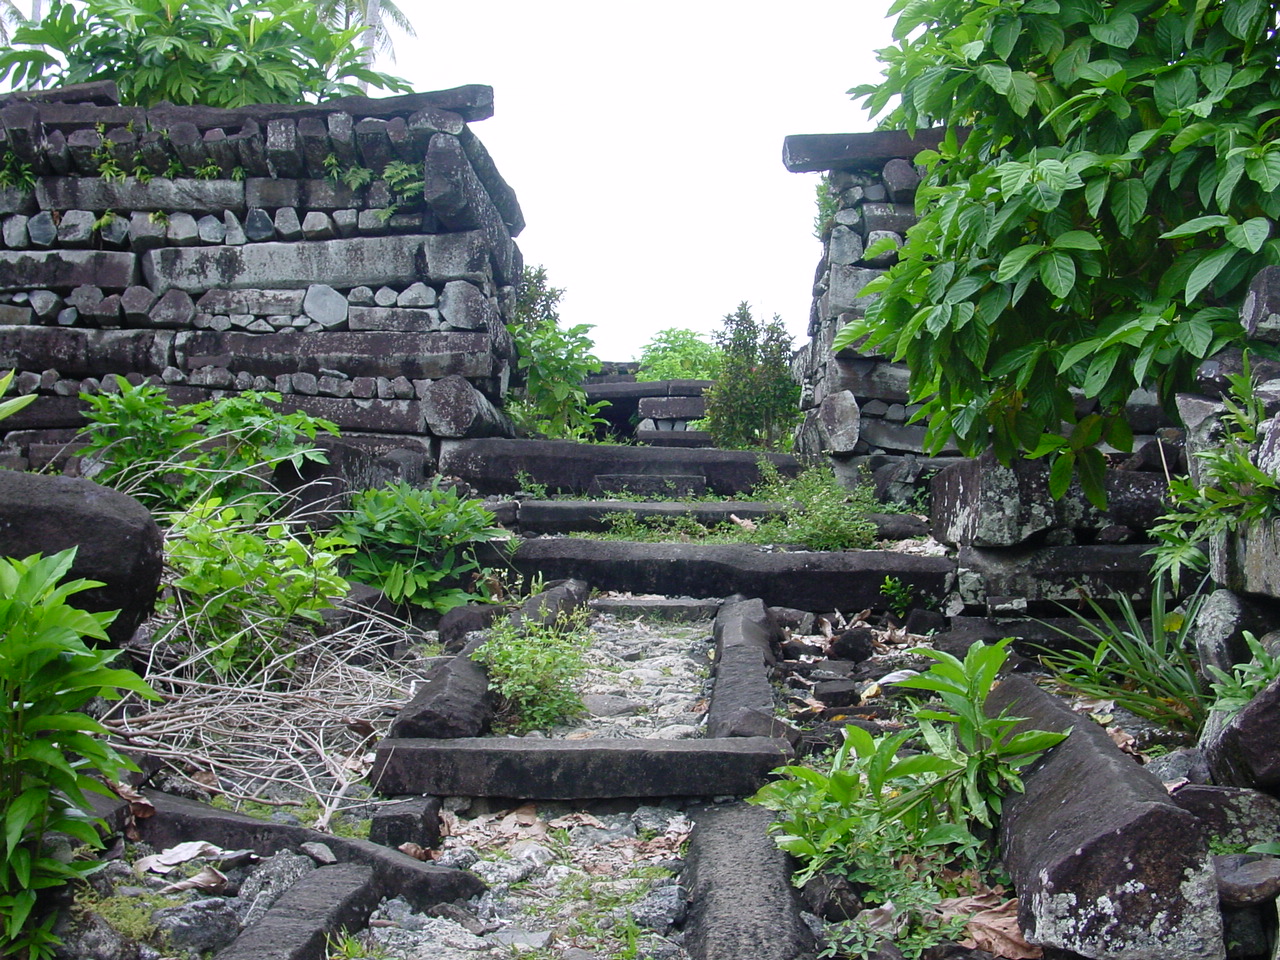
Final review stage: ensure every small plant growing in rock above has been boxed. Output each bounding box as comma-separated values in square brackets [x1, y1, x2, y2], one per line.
[472, 608, 591, 733]
[880, 575, 915, 619]
[1206, 631, 1280, 718]
[335, 479, 511, 612]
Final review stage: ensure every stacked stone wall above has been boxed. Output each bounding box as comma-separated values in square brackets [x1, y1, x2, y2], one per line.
[0, 81, 523, 470]
[784, 130, 1171, 495]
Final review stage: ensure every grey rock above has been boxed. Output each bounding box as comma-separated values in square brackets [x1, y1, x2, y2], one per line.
[348, 305, 438, 332]
[332, 208, 358, 237]
[291, 372, 318, 395]
[243, 207, 275, 242]
[2, 214, 29, 248]
[166, 213, 200, 247]
[56, 209, 96, 246]
[398, 282, 437, 307]
[66, 285, 103, 312]
[28, 289, 62, 320]
[582, 693, 642, 717]
[828, 225, 863, 266]
[235, 850, 315, 927]
[151, 897, 240, 953]
[222, 210, 247, 245]
[375, 285, 399, 306]
[36, 177, 245, 214]
[300, 841, 337, 865]
[98, 213, 130, 248]
[439, 280, 496, 331]
[863, 230, 902, 266]
[273, 206, 302, 241]
[302, 283, 348, 327]
[149, 289, 196, 329]
[27, 211, 56, 247]
[347, 285, 374, 306]
[196, 214, 226, 244]
[628, 883, 686, 931]
[128, 211, 167, 252]
[300, 211, 335, 240]
[1215, 854, 1280, 906]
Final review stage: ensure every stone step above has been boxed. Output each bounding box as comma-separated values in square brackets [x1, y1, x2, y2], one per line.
[371, 736, 793, 799]
[635, 429, 714, 447]
[503, 538, 954, 611]
[439, 437, 797, 497]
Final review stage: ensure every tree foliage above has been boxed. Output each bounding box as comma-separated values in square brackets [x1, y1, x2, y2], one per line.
[704, 302, 799, 451]
[635, 327, 722, 382]
[835, 0, 1280, 505]
[0, 0, 412, 107]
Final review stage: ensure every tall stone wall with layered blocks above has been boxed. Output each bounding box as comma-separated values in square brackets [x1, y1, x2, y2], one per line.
[0, 81, 524, 470]
[783, 129, 1171, 500]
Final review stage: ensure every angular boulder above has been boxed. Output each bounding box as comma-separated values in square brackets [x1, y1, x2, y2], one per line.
[0, 472, 162, 644]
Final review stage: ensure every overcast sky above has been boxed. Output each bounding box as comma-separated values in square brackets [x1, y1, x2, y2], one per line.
[377, 1, 898, 361]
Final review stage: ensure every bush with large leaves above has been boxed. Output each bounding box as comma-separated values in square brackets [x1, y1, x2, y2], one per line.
[837, 0, 1280, 505]
[0, 0, 411, 107]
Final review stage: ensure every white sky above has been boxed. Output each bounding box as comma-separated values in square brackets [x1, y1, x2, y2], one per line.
[377, 1, 898, 361]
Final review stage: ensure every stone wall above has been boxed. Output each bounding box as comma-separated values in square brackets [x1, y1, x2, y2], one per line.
[0, 81, 524, 471]
[783, 130, 1171, 497]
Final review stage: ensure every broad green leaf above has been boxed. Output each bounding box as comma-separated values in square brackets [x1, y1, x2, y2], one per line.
[1154, 66, 1198, 115]
[1225, 217, 1271, 254]
[1082, 346, 1121, 395]
[1089, 14, 1139, 48]
[1040, 250, 1077, 298]
[1160, 215, 1231, 240]
[1223, 0, 1267, 40]
[1049, 450, 1075, 498]
[1174, 315, 1214, 356]
[1052, 230, 1102, 250]
[1008, 71, 1038, 117]
[1110, 179, 1148, 234]
[979, 62, 1013, 94]
[1185, 246, 1237, 302]
[1169, 121, 1215, 153]
[1077, 447, 1108, 508]
[995, 244, 1044, 282]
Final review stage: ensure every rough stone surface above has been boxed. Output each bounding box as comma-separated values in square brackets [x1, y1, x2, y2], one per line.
[421, 374, 512, 438]
[388, 654, 493, 739]
[1172, 785, 1280, 852]
[34, 177, 245, 214]
[301, 283, 348, 327]
[505, 538, 953, 612]
[707, 599, 778, 738]
[0, 472, 162, 644]
[1242, 266, 1280, 343]
[215, 864, 379, 960]
[955, 544, 1153, 611]
[138, 791, 483, 910]
[368, 796, 443, 851]
[439, 438, 797, 497]
[990, 676, 1223, 960]
[1192, 590, 1274, 679]
[1201, 676, 1280, 791]
[1211, 518, 1280, 601]
[143, 236, 426, 294]
[682, 803, 815, 960]
[0, 249, 137, 291]
[371, 737, 793, 799]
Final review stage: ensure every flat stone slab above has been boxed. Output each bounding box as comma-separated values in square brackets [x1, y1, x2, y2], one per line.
[439, 438, 797, 497]
[508, 538, 954, 611]
[213, 863, 378, 960]
[36, 177, 245, 214]
[683, 803, 814, 960]
[707, 599, 778, 738]
[370, 737, 793, 799]
[589, 597, 722, 621]
[956, 544, 1153, 611]
[138, 792, 483, 911]
[144, 236, 427, 294]
[0, 249, 138, 291]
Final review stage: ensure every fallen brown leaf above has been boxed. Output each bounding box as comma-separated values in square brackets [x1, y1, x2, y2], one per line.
[940, 895, 1041, 959]
[110, 781, 155, 819]
[728, 514, 757, 531]
[398, 842, 430, 861]
[158, 865, 228, 895]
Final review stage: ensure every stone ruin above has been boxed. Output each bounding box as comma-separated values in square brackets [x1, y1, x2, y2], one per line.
[0, 79, 524, 477]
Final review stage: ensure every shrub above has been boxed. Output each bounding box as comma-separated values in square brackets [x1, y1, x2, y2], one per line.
[472, 608, 591, 733]
[703, 302, 800, 451]
[0, 549, 156, 960]
[836, 0, 1280, 506]
[506, 265, 609, 440]
[334, 479, 510, 612]
[78, 378, 338, 518]
[0, 0, 411, 107]
[161, 501, 351, 676]
[635, 328, 722, 382]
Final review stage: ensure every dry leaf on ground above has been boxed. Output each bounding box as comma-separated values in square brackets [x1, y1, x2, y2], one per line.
[939, 895, 1041, 959]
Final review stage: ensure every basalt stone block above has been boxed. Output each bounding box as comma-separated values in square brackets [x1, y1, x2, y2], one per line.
[368, 796, 443, 851]
[174, 330, 491, 380]
[860, 202, 918, 236]
[0, 472, 162, 645]
[166, 213, 200, 247]
[682, 803, 815, 960]
[56, 209, 96, 246]
[25, 212, 57, 248]
[882, 158, 922, 203]
[1171, 785, 1280, 850]
[300, 211, 335, 240]
[128, 211, 167, 253]
[637, 396, 706, 420]
[826, 265, 884, 317]
[370, 737, 793, 799]
[782, 128, 950, 173]
[1242, 266, 1280, 343]
[438, 279, 496, 330]
[708, 599, 780, 738]
[421, 375, 513, 439]
[990, 676, 1223, 960]
[0, 304, 32, 325]
[0, 188, 34, 216]
[2, 214, 29, 248]
[273, 206, 303, 241]
[196, 214, 225, 244]
[34, 177, 246, 214]
[439, 438, 798, 498]
[817, 389, 860, 454]
[0, 327, 167, 377]
[1191, 590, 1275, 679]
[243, 207, 276, 242]
[347, 306, 438, 332]
[828, 225, 864, 266]
[932, 451, 1166, 548]
[388, 653, 493, 739]
[148, 289, 196, 329]
[1211, 519, 1280, 601]
[1202, 677, 1280, 792]
[423, 133, 504, 236]
[503, 538, 953, 611]
[422, 231, 491, 285]
[302, 283, 347, 327]
[144, 236, 428, 294]
[0, 249, 137, 292]
[955, 544, 1152, 612]
[275, 395, 427, 434]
